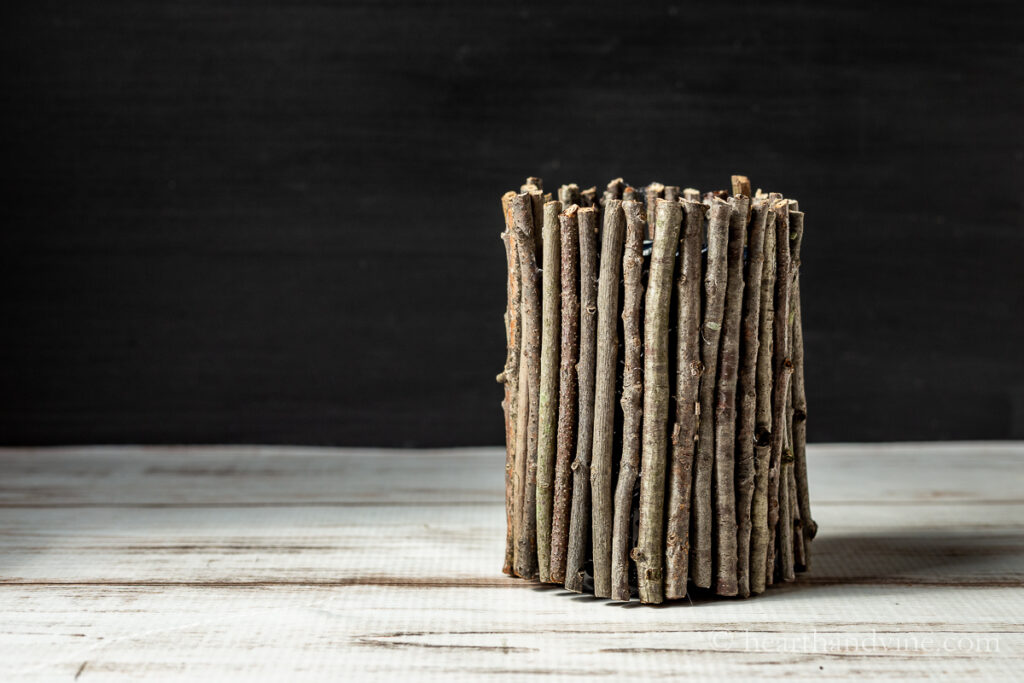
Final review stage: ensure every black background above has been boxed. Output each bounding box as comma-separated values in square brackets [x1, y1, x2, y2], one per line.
[2, 0, 1022, 446]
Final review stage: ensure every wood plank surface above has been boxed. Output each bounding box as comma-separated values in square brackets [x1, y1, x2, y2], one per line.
[1, 444, 1022, 680]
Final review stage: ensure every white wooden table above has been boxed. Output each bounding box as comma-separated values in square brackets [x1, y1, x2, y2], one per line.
[1, 444, 1022, 681]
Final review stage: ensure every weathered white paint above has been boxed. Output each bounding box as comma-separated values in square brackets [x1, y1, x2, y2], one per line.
[1, 444, 1022, 681]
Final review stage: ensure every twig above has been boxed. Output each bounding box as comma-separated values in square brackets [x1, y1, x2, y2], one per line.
[779, 418, 796, 582]
[579, 187, 597, 208]
[528, 188, 545, 263]
[500, 191, 522, 576]
[601, 178, 625, 208]
[550, 205, 579, 584]
[611, 200, 646, 601]
[623, 185, 638, 202]
[565, 207, 599, 592]
[711, 195, 750, 596]
[734, 198, 770, 597]
[750, 204, 778, 594]
[635, 198, 683, 604]
[788, 210, 816, 560]
[644, 182, 664, 239]
[590, 199, 625, 598]
[790, 448, 806, 570]
[691, 197, 733, 589]
[766, 200, 793, 585]
[522, 177, 543, 192]
[558, 184, 581, 208]
[731, 175, 752, 198]
[665, 199, 707, 599]
[535, 201, 563, 583]
[510, 192, 541, 579]
[682, 188, 701, 202]
[663, 186, 680, 202]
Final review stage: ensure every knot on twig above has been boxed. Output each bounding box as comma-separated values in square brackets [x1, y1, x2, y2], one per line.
[630, 547, 645, 563]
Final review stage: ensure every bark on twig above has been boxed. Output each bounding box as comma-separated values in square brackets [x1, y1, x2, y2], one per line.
[682, 188, 701, 202]
[510, 192, 541, 579]
[665, 199, 707, 599]
[579, 187, 597, 208]
[521, 177, 543, 192]
[691, 197, 733, 589]
[779, 419, 796, 583]
[790, 454, 806, 570]
[766, 200, 793, 585]
[731, 175, 752, 199]
[734, 198, 770, 597]
[528, 189, 545, 263]
[623, 185, 638, 202]
[611, 200, 646, 601]
[635, 198, 682, 604]
[601, 178, 625, 208]
[788, 210, 816, 559]
[500, 191, 522, 576]
[590, 199, 625, 598]
[536, 201, 563, 583]
[558, 184, 581, 208]
[550, 205, 579, 584]
[711, 195, 750, 596]
[644, 183, 664, 239]
[663, 186, 680, 202]
[749, 202, 778, 594]
[565, 207, 599, 592]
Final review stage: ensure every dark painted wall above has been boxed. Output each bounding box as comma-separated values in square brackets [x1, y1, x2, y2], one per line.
[2, 0, 1022, 446]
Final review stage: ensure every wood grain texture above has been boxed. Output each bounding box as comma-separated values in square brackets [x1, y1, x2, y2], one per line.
[1, 444, 1023, 680]
[2, 2, 1022, 447]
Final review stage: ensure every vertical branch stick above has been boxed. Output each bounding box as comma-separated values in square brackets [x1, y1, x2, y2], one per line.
[536, 201, 563, 583]
[691, 197, 733, 589]
[665, 199, 707, 599]
[565, 207, 599, 592]
[510, 192, 541, 579]
[788, 210, 816, 557]
[635, 198, 682, 604]
[590, 199, 625, 598]
[779, 419, 796, 582]
[550, 205, 579, 584]
[711, 195, 750, 596]
[734, 198, 770, 597]
[731, 175, 752, 199]
[750, 206, 778, 594]
[766, 200, 793, 584]
[500, 191, 522, 576]
[644, 182, 664, 239]
[558, 184, 581, 208]
[611, 200, 646, 601]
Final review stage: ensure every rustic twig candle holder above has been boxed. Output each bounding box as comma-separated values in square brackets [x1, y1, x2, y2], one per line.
[498, 176, 816, 602]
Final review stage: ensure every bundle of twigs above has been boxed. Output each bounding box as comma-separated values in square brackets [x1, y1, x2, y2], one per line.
[498, 176, 815, 602]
